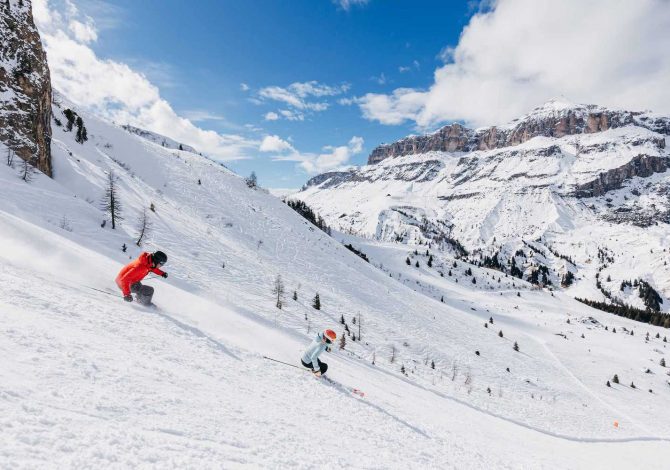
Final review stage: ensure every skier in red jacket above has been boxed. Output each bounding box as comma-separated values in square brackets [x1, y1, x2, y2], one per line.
[116, 251, 168, 306]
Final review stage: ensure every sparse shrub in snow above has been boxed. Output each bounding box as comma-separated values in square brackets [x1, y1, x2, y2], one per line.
[401, 364, 406, 375]
[272, 275, 285, 310]
[312, 293, 320, 310]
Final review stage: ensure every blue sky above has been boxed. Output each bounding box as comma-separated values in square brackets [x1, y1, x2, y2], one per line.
[36, 0, 670, 188]
[64, 0, 477, 187]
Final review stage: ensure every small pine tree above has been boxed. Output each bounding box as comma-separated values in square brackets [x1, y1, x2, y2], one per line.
[292, 290, 297, 301]
[245, 171, 258, 188]
[312, 293, 321, 310]
[101, 171, 123, 229]
[613, 328, 617, 333]
[415, 261, 420, 268]
[427, 255, 433, 268]
[448, 270, 452, 276]
[612, 374, 619, 384]
[664, 336, 667, 343]
[400, 364, 406, 374]
[440, 296, 444, 302]
[661, 358, 666, 367]
[489, 317, 493, 324]
[484, 323, 488, 328]
[606, 380, 611, 387]
[406, 256, 411, 266]
[472, 277, 476, 284]
[630, 382, 636, 389]
[431, 360, 435, 369]
[498, 330, 503, 338]
[340, 314, 345, 324]
[513, 341, 519, 351]
[517, 292, 521, 297]
[339, 333, 346, 350]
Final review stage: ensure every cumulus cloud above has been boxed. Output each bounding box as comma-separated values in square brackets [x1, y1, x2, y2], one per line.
[264, 111, 279, 121]
[358, 0, 670, 129]
[33, 0, 257, 160]
[259, 135, 364, 174]
[257, 80, 349, 120]
[259, 135, 295, 153]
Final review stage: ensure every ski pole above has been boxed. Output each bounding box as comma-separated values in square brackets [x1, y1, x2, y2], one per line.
[84, 285, 120, 297]
[262, 356, 304, 370]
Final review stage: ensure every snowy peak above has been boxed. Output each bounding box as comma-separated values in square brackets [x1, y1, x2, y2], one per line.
[368, 101, 670, 164]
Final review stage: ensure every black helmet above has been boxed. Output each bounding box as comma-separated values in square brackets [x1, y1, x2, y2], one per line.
[152, 251, 167, 266]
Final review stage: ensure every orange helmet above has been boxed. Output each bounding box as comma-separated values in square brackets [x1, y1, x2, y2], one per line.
[323, 329, 337, 343]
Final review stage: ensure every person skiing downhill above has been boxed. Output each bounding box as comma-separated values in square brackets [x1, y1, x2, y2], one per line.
[301, 329, 336, 377]
[116, 251, 168, 306]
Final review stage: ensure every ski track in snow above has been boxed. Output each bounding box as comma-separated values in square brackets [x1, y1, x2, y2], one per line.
[1, 99, 670, 468]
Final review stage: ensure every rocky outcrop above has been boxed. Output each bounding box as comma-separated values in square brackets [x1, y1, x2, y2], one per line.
[368, 103, 670, 164]
[574, 155, 669, 198]
[0, 0, 52, 176]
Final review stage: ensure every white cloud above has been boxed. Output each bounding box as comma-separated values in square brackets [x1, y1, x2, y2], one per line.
[240, 82, 250, 91]
[33, 0, 257, 161]
[68, 19, 97, 43]
[371, 73, 386, 85]
[333, 0, 370, 11]
[358, 0, 670, 129]
[182, 110, 226, 122]
[264, 111, 279, 121]
[260, 135, 364, 174]
[257, 81, 349, 120]
[259, 135, 295, 153]
[398, 66, 411, 73]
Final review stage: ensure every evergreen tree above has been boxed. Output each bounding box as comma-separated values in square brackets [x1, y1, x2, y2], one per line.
[431, 360, 435, 369]
[400, 364, 406, 374]
[245, 171, 258, 188]
[101, 171, 122, 229]
[498, 330, 503, 338]
[339, 333, 346, 350]
[612, 374, 619, 384]
[489, 317, 493, 324]
[415, 261, 420, 268]
[630, 382, 636, 389]
[448, 270, 452, 276]
[272, 275, 285, 309]
[606, 380, 611, 387]
[406, 256, 411, 266]
[427, 255, 433, 267]
[513, 341, 519, 351]
[63, 108, 76, 131]
[312, 293, 321, 310]
[661, 358, 666, 367]
[472, 277, 476, 284]
[292, 290, 297, 301]
[340, 314, 345, 324]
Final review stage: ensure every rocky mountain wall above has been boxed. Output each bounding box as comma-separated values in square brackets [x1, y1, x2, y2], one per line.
[0, 0, 52, 176]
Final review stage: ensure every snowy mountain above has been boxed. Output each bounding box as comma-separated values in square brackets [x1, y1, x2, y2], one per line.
[298, 99, 670, 316]
[2, 2, 670, 467]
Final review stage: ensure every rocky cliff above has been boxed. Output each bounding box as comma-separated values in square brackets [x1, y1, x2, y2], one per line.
[368, 101, 670, 164]
[0, 0, 52, 176]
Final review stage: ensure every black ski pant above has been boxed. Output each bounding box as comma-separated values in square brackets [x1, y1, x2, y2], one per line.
[130, 282, 154, 306]
[302, 358, 328, 375]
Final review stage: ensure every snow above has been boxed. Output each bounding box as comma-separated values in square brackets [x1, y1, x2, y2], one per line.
[1, 96, 670, 468]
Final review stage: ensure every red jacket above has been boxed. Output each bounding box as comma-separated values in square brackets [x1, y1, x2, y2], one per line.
[115, 252, 166, 296]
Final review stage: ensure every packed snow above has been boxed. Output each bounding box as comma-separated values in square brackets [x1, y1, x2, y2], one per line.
[1, 97, 670, 468]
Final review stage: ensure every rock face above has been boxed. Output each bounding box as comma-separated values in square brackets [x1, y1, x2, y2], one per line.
[0, 0, 53, 176]
[574, 155, 670, 197]
[368, 101, 670, 165]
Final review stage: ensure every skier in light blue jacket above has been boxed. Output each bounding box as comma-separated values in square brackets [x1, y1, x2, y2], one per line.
[301, 329, 337, 377]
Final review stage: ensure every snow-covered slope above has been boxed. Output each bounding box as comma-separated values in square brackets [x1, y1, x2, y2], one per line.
[298, 100, 670, 313]
[2, 97, 670, 468]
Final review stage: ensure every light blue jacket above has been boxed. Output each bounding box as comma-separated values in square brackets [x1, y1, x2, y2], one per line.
[302, 332, 330, 371]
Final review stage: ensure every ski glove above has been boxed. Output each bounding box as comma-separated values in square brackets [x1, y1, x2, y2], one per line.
[161, 273, 168, 278]
[124, 294, 133, 302]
